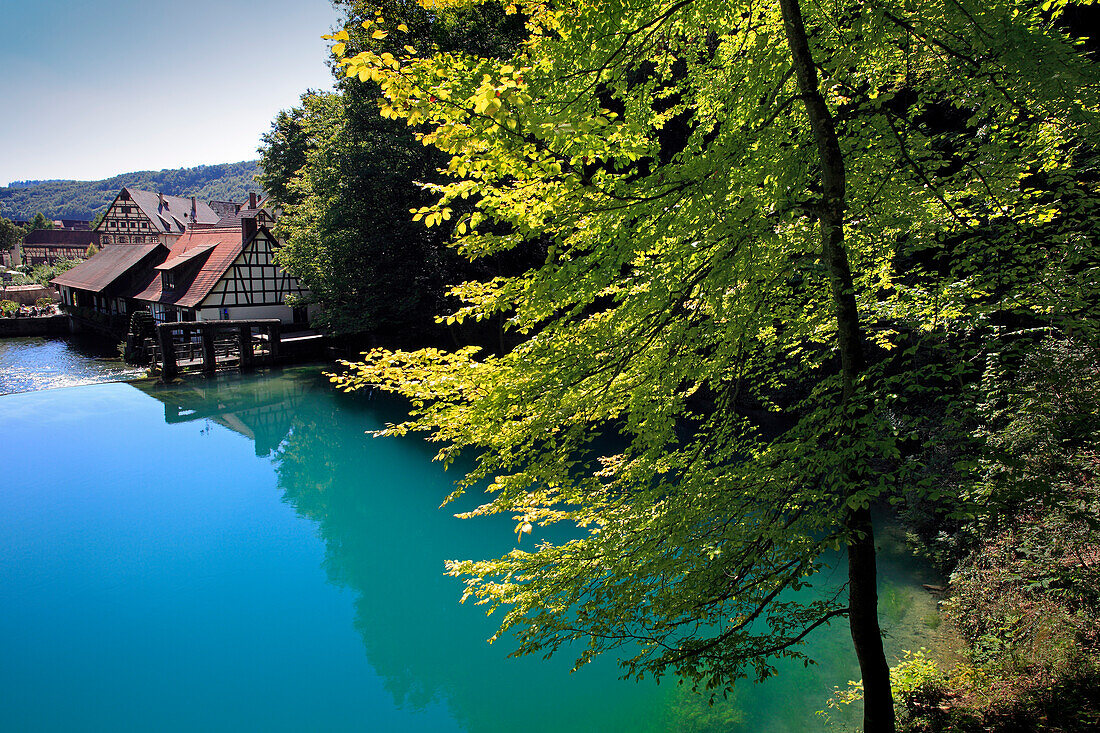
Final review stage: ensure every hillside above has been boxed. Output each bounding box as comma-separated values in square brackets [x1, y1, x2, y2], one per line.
[0, 161, 261, 221]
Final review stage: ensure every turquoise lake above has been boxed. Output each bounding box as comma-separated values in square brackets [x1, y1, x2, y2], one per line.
[0, 366, 946, 731]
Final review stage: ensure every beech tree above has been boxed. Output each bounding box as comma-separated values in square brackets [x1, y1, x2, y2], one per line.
[332, 0, 1100, 729]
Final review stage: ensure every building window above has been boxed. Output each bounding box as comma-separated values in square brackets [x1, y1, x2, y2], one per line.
[118, 236, 128, 244]
[102, 236, 111, 244]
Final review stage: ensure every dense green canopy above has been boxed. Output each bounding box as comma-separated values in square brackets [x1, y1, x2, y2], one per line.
[259, 0, 528, 338]
[333, 0, 1100, 727]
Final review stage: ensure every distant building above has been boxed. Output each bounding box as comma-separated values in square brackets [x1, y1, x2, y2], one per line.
[95, 187, 222, 246]
[207, 200, 244, 220]
[21, 229, 102, 266]
[214, 192, 277, 228]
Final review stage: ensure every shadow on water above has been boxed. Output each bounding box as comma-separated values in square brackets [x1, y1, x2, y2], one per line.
[137, 367, 957, 733]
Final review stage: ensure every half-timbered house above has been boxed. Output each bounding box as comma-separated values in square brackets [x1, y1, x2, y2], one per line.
[96, 187, 222, 246]
[21, 229, 102, 266]
[129, 217, 313, 326]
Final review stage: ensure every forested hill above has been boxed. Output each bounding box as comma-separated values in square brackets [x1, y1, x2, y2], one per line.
[0, 160, 260, 220]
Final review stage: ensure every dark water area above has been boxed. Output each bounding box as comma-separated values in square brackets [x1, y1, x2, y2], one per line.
[0, 334, 145, 394]
[0, 367, 951, 731]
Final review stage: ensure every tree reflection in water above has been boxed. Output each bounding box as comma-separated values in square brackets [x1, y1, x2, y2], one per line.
[144, 367, 690, 731]
[141, 366, 864, 733]
[269, 374, 685, 732]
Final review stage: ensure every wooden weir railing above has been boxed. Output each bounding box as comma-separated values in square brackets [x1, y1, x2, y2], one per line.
[150, 337, 254, 367]
[154, 319, 281, 380]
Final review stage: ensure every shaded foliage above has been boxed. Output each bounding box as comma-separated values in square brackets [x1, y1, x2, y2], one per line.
[880, 337, 1100, 732]
[0, 216, 24, 252]
[258, 0, 528, 340]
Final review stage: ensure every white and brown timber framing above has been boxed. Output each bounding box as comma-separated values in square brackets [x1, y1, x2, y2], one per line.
[203, 225, 302, 309]
[129, 219, 311, 324]
[96, 187, 222, 246]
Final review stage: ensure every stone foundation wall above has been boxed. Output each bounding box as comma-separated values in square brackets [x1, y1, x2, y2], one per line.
[0, 285, 56, 305]
[0, 314, 71, 337]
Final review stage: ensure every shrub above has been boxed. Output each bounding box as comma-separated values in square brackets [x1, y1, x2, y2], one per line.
[897, 337, 1100, 731]
[893, 650, 951, 730]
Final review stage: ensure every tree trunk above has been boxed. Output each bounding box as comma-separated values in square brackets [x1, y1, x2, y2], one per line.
[776, 0, 896, 729]
[847, 505, 895, 731]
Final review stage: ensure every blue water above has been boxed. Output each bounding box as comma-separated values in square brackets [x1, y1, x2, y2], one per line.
[0, 335, 144, 394]
[0, 367, 945, 731]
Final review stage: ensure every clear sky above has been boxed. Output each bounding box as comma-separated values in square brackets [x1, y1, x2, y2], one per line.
[0, 0, 342, 186]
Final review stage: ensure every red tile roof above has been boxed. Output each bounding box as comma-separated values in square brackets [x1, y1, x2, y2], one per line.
[155, 242, 216, 271]
[131, 228, 244, 309]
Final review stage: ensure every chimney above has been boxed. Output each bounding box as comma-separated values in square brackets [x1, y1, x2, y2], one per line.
[248, 192, 257, 210]
[158, 192, 165, 212]
[241, 216, 258, 244]
[190, 196, 197, 221]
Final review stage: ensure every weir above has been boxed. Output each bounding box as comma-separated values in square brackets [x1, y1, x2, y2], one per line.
[154, 319, 281, 380]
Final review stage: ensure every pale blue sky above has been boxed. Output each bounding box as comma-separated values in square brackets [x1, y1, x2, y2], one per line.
[0, 0, 342, 185]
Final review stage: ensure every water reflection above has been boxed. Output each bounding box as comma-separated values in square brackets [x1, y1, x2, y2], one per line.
[138, 367, 948, 732]
[272, 379, 681, 731]
[137, 368, 679, 731]
[144, 370, 311, 457]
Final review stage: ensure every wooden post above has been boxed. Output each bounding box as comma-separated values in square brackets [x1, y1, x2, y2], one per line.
[201, 323, 217, 373]
[268, 322, 281, 364]
[239, 325, 254, 370]
[157, 323, 177, 380]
